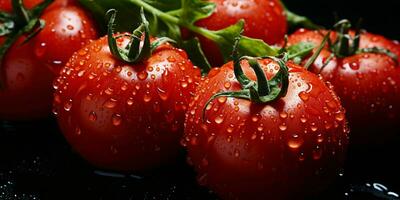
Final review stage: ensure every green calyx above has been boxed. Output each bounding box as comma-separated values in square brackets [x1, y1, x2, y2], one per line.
[202, 36, 289, 121]
[106, 8, 175, 63]
[330, 19, 398, 62]
[0, 0, 53, 89]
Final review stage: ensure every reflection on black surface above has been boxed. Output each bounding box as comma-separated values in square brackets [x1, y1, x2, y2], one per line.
[1, 119, 399, 199]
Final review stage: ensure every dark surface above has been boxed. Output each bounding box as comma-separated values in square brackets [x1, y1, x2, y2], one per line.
[1, 0, 400, 199]
[284, 0, 400, 40]
[0, 118, 399, 200]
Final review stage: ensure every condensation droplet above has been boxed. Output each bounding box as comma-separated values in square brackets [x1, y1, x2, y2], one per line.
[64, 99, 73, 111]
[112, 114, 122, 126]
[89, 111, 97, 121]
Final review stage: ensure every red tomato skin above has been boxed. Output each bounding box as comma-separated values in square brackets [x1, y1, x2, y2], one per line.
[0, 37, 54, 120]
[0, 0, 98, 120]
[33, 5, 98, 73]
[194, 0, 287, 66]
[53, 35, 201, 171]
[287, 29, 400, 143]
[184, 60, 349, 199]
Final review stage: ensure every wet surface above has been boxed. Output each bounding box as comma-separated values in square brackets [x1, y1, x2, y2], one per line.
[0, 118, 399, 200]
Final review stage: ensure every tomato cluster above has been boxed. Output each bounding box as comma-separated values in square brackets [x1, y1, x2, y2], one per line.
[0, 0, 97, 120]
[1, 0, 399, 199]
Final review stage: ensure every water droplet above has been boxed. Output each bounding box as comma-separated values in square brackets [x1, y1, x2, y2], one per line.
[89, 111, 97, 121]
[64, 99, 73, 111]
[251, 114, 260, 122]
[143, 93, 152, 103]
[214, 115, 224, 124]
[181, 81, 188, 88]
[35, 42, 47, 57]
[310, 123, 318, 132]
[126, 98, 134, 106]
[217, 96, 227, 104]
[280, 112, 288, 119]
[224, 82, 232, 89]
[279, 123, 287, 131]
[312, 146, 322, 160]
[317, 133, 324, 143]
[335, 112, 345, 122]
[52, 108, 59, 116]
[77, 70, 86, 77]
[227, 135, 232, 143]
[157, 87, 168, 101]
[167, 56, 176, 62]
[78, 48, 87, 56]
[190, 137, 198, 146]
[153, 101, 160, 112]
[300, 115, 307, 123]
[75, 127, 82, 135]
[326, 100, 337, 109]
[103, 98, 117, 109]
[299, 91, 310, 102]
[234, 149, 240, 158]
[67, 24, 74, 30]
[112, 114, 122, 126]
[349, 62, 359, 70]
[137, 71, 148, 80]
[105, 87, 114, 95]
[288, 134, 303, 149]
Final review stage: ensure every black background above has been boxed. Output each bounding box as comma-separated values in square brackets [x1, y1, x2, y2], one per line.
[1, 0, 400, 199]
[285, 0, 400, 40]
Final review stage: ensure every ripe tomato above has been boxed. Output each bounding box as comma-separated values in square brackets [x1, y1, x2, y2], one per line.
[53, 32, 201, 171]
[194, 0, 287, 66]
[0, 0, 98, 120]
[287, 27, 400, 144]
[183, 58, 349, 199]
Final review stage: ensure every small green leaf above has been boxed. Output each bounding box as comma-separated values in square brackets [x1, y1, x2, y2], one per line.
[179, 0, 215, 25]
[210, 20, 279, 62]
[286, 41, 315, 64]
[211, 20, 245, 61]
[181, 37, 211, 75]
[238, 36, 280, 58]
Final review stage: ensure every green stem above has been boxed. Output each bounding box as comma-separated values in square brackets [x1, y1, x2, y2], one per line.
[128, 0, 220, 42]
[280, 1, 322, 30]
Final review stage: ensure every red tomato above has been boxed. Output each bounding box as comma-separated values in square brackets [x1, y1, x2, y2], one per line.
[287, 28, 400, 144]
[194, 0, 287, 66]
[53, 34, 201, 171]
[0, 0, 98, 120]
[183, 59, 349, 199]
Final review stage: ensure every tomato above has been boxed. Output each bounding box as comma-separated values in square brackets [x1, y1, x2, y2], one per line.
[287, 27, 400, 144]
[0, 0, 98, 120]
[193, 0, 287, 66]
[183, 57, 349, 199]
[52, 30, 201, 170]
[33, 4, 98, 72]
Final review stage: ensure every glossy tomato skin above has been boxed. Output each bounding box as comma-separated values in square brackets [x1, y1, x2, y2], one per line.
[287, 29, 400, 143]
[0, 0, 97, 120]
[0, 37, 54, 120]
[194, 0, 287, 66]
[53, 35, 201, 171]
[184, 60, 349, 199]
[33, 4, 98, 72]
